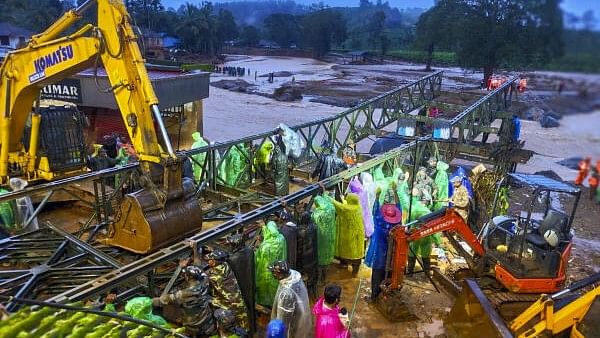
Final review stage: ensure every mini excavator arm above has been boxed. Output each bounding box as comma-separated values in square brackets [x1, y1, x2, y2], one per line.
[388, 207, 485, 289]
[0, 0, 174, 184]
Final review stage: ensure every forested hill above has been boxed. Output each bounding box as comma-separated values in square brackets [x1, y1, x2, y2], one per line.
[212, 1, 425, 28]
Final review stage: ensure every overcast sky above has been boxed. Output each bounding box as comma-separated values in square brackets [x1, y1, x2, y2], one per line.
[162, 0, 599, 16]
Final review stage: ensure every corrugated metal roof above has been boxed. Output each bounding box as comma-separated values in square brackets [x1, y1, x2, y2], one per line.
[509, 173, 580, 194]
[77, 67, 202, 81]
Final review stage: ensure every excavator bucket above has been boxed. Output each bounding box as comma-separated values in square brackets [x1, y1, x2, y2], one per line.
[446, 279, 514, 338]
[103, 165, 203, 254]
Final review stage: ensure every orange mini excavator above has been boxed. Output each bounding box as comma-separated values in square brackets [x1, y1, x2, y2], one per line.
[378, 173, 581, 320]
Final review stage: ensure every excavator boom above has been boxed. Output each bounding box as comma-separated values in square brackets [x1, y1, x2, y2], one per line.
[388, 207, 485, 289]
[0, 0, 202, 253]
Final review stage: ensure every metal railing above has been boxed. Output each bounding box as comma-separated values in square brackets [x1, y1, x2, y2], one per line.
[48, 76, 519, 303]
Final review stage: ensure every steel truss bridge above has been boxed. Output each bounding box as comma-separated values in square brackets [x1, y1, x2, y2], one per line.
[0, 71, 529, 308]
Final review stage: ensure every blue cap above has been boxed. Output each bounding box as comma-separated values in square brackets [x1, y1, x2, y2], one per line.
[266, 319, 287, 338]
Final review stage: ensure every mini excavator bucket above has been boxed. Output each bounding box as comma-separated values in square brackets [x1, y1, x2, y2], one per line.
[446, 279, 513, 338]
[103, 163, 203, 254]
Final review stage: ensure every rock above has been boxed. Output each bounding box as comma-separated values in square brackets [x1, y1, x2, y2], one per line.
[540, 114, 560, 128]
[211, 79, 256, 93]
[557, 157, 582, 170]
[272, 85, 302, 102]
[523, 107, 545, 121]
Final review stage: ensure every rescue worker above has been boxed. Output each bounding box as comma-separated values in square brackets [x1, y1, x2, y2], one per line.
[342, 140, 357, 166]
[210, 309, 248, 338]
[326, 191, 365, 276]
[575, 157, 591, 185]
[153, 264, 216, 337]
[270, 260, 312, 338]
[191, 132, 208, 183]
[449, 175, 470, 223]
[588, 161, 599, 200]
[365, 186, 401, 300]
[426, 157, 438, 178]
[203, 249, 250, 331]
[406, 188, 440, 276]
[312, 195, 337, 283]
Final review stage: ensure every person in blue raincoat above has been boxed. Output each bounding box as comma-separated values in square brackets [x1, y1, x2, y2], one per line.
[365, 185, 402, 300]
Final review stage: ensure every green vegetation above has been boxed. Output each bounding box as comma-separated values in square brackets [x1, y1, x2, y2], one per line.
[386, 50, 457, 66]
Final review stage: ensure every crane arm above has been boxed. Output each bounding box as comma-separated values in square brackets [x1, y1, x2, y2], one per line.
[0, 0, 174, 183]
[387, 207, 486, 289]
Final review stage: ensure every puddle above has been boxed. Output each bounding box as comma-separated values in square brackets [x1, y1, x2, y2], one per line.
[418, 318, 445, 337]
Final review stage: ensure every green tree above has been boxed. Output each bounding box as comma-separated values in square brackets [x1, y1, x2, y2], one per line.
[217, 9, 238, 43]
[418, 0, 564, 84]
[263, 13, 299, 48]
[414, 0, 458, 71]
[300, 9, 347, 56]
[366, 10, 390, 57]
[125, 0, 165, 31]
[239, 25, 261, 47]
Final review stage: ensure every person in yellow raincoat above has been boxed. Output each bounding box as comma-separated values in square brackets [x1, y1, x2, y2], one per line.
[327, 192, 365, 275]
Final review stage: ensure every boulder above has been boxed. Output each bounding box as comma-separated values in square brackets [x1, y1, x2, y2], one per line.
[540, 114, 560, 128]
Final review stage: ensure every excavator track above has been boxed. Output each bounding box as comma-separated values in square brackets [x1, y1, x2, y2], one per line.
[486, 292, 540, 321]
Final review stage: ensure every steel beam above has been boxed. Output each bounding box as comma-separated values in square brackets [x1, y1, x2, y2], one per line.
[49, 77, 519, 304]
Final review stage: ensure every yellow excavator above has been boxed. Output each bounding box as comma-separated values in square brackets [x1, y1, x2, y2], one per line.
[447, 272, 600, 337]
[0, 0, 202, 253]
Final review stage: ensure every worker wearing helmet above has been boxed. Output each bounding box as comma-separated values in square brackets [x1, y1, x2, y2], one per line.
[575, 157, 591, 185]
[210, 309, 248, 338]
[449, 175, 470, 223]
[270, 260, 312, 338]
[153, 263, 216, 337]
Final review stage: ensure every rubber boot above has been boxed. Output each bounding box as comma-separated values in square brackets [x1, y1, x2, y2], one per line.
[422, 256, 431, 274]
[407, 256, 416, 274]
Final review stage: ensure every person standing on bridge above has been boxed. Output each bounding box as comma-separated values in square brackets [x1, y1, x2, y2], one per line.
[575, 157, 591, 186]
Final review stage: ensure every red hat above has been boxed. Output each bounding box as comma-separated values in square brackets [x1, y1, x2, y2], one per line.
[382, 204, 402, 224]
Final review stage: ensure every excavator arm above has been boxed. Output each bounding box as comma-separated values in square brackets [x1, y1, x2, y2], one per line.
[388, 207, 486, 289]
[0, 0, 173, 183]
[0, 0, 202, 253]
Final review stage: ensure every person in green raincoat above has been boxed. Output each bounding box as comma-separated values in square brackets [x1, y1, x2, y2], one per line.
[254, 140, 274, 175]
[255, 221, 287, 306]
[406, 188, 442, 275]
[191, 132, 208, 182]
[0, 188, 15, 231]
[220, 144, 251, 188]
[433, 161, 449, 211]
[311, 195, 337, 282]
[327, 192, 365, 275]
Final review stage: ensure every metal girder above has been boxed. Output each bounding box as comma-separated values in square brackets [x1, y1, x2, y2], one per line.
[0, 225, 123, 309]
[48, 76, 519, 304]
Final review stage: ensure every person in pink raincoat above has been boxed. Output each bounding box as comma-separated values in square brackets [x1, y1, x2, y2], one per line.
[313, 284, 350, 338]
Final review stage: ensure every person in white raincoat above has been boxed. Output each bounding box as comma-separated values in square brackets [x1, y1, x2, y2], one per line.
[9, 178, 38, 232]
[270, 261, 312, 338]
